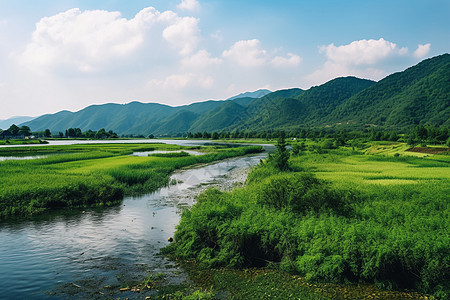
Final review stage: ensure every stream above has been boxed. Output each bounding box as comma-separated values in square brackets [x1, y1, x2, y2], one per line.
[0, 143, 270, 299]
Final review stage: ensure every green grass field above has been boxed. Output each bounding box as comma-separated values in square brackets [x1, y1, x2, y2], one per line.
[167, 142, 449, 298]
[0, 143, 263, 219]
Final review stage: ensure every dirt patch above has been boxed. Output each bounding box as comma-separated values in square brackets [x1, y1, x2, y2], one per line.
[406, 147, 450, 154]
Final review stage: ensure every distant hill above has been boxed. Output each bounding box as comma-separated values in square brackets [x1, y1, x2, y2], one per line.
[326, 53, 450, 128]
[0, 116, 35, 129]
[227, 79, 374, 131]
[226, 89, 272, 101]
[22, 54, 449, 135]
[189, 101, 247, 133]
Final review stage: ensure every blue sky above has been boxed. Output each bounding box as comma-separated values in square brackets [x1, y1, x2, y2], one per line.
[0, 0, 449, 120]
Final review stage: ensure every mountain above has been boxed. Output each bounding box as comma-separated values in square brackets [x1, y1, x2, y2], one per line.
[0, 116, 36, 129]
[227, 78, 374, 131]
[326, 53, 450, 128]
[21, 54, 449, 135]
[189, 101, 247, 133]
[153, 110, 200, 136]
[226, 89, 272, 101]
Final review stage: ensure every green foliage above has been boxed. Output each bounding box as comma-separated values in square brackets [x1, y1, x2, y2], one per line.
[328, 53, 450, 128]
[254, 173, 354, 216]
[148, 151, 191, 157]
[273, 131, 290, 171]
[0, 144, 263, 219]
[167, 149, 450, 298]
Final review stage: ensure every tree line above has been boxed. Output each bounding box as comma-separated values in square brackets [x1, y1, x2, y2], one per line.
[1, 125, 118, 139]
[182, 125, 450, 146]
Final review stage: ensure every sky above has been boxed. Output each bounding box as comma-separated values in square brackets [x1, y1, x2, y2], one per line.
[0, 0, 449, 120]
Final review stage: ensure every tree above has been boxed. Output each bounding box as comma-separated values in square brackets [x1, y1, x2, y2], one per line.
[8, 124, 19, 135]
[292, 143, 300, 155]
[274, 131, 290, 171]
[44, 129, 51, 137]
[18, 126, 31, 136]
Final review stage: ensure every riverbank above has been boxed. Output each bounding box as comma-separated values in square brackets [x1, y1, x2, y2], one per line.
[0, 139, 48, 145]
[0, 144, 268, 299]
[0, 143, 263, 219]
[164, 146, 449, 299]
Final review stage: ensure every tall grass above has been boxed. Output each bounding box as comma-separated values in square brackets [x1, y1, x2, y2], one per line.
[0, 144, 263, 219]
[167, 148, 449, 298]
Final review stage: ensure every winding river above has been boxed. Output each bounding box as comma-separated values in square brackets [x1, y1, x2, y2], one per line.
[0, 141, 271, 299]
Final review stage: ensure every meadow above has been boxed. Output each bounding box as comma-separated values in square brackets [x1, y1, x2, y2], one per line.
[166, 140, 449, 298]
[0, 143, 263, 219]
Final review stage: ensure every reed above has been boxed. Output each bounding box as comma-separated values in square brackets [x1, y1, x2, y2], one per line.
[0, 143, 263, 219]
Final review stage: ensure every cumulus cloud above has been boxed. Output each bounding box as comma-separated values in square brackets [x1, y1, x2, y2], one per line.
[18, 7, 200, 72]
[162, 16, 200, 55]
[223, 39, 301, 69]
[7, 5, 306, 116]
[222, 39, 267, 67]
[181, 49, 222, 69]
[177, 0, 201, 12]
[321, 38, 408, 66]
[270, 53, 301, 67]
[413, 43, 431, 58]
[307, 38, 411, 85]
[148, 73, 214, 90]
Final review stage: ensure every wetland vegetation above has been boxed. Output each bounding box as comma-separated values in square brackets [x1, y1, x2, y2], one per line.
[165, 138, 449, 299]
[0, 143, 263, 219]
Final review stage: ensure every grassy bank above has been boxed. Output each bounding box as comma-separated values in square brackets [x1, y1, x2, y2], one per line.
[0, 139, 48, 145]
[0, 143, 263, 219]
[166, 145, 449, 298]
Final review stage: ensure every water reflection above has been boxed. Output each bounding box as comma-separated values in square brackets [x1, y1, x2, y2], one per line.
[0, 147, 268, 299]
[0, 155, 48, 161]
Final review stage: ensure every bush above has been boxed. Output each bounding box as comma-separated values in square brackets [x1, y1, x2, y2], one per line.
[255, 173, 354, 216]
[166, 149, 449, 298]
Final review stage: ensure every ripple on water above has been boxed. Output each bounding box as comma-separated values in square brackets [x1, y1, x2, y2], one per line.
[0, 150, 268, 299]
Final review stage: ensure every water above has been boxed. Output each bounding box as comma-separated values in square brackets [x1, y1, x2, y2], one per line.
[0, 145, 269, 299]
[0, 139, 267, 148]
[0, 155, 48, 161]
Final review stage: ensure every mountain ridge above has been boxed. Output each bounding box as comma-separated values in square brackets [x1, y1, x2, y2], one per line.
[17, 54, 450, 135]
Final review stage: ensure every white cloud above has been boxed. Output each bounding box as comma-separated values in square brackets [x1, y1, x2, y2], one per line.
[307, 38, 411, 85]
[321, 38, 408, 66]
[413, 43, 431, 58]
[18, 7, 201, 72]
[20, 8, 146, 71]
[210, 30, 223, 42]
[222, 39, 267, 67]
[223, 39, 302, 69]
[162, 16, 200, 55]
[182, 49, 222, 69]
[3, 6, 307, 119]
[148, 73, 214, 90]
[270, 53, 301, 67]
[177, 0, 201, 12]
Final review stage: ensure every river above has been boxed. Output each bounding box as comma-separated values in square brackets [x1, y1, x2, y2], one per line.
[0, 141, 271, 299]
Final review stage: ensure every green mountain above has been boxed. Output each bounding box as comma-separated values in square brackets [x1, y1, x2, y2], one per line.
[153, 110, 200, 136]
[226, 89, 272, 100]
[229, 78, 374, 131]
[21, 54, 449, 135]
[327, 53, 450, 128]
[0, 116, 36, 130]
[189, 101, 247, 133]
